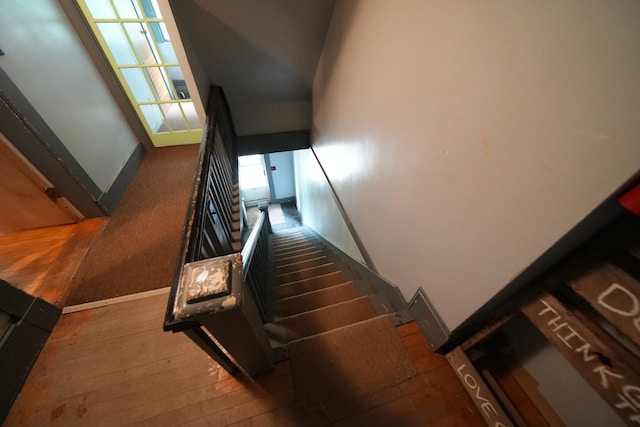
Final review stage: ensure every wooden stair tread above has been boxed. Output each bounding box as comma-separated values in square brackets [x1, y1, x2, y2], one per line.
[274, 241, 320, 255]
[275, 256, 330, 275]
[283, 296, 377, 341]
[276, 263, 338, 285]
[274, 250, 324, 266]
[278, 282, 360, 317]
[274, 246, 327, 261]
[272, 235, 317, 246]
[277, 271, 347, 298]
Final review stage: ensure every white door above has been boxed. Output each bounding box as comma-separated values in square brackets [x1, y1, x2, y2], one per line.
[239, 155, 270, 207]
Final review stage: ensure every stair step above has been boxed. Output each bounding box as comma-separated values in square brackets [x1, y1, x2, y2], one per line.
[278, 271, 347, 298]
[275, 250, 324, 267]
[279, 282, 360, 317]
[274, 246, 326, 262]
[275, 256, 330, 275]
[273, 235, 317, 247]
[276, 263, 337, 285]
[288, 314, 391, 345]
[273, 227, 312, 235]
[272, 229, 310, 238]
[274, 240, 319, 254]
[283, 296, 376, 341]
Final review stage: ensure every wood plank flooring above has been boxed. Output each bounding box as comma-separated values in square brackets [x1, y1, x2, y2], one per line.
[0, 224, 78, 297]
[0, 219, 106, 306]
[5, 291, 484, 426]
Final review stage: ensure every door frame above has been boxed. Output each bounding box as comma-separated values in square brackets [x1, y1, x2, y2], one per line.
[71, 0, 203, 147]
[0, 68, 106, 218]
[59, 0, 154, 152]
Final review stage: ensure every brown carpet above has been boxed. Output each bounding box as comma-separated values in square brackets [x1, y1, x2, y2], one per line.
[283, 296, 376, 341]
[65, 145, 199, 305]
[288, 315, 417, 410]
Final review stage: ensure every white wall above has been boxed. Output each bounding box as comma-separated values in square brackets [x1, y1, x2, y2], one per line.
[294, 149, 365, 265]
[0, 0, 139, 192]
[267, 151, 295, 200]
[310, 0, 640, 330]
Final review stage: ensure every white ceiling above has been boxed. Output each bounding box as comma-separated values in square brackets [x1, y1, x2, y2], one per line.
[170, 0, 336, 136]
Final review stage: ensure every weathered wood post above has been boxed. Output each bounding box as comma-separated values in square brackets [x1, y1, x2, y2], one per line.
[170, 253, 274, 377]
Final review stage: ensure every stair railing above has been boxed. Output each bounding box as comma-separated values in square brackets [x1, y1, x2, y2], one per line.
[164, 87, 274, 377]
[241, 205, 272, 323]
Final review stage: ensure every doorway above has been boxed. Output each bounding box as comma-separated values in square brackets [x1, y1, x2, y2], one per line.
[239, 154, 270, 207]
[0, 133, 81, 234]
[76, 0, 202, 147]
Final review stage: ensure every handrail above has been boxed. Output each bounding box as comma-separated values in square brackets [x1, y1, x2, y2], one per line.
[164, 86, 274, 377]
[240, 207, 272, 322]
[241, 210, 265, 277]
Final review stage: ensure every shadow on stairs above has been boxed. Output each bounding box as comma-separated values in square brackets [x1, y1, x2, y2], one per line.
[264, 227, 485, 425]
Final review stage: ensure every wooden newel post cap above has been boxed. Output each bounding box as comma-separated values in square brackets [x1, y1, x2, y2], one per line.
[171, 253, 244, 322]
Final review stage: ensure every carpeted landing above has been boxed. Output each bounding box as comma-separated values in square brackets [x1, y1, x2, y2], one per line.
[271, 229, 417, 419]
[65, 145, 199, 305]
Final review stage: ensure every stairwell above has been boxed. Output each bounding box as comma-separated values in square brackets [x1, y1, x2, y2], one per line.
[269, 227, 418, 417]
[273, 230, 377, 336]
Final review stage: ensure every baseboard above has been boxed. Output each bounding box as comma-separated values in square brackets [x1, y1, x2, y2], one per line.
[98, 143, 146, 213]
[408, 287, 450, 352]
[308, 228, 410, 317]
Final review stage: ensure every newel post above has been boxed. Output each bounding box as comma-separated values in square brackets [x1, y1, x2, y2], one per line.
[171, 253, 274, 377]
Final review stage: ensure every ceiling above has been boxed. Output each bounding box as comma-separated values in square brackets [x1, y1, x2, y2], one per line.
[170, 0, 336, 136]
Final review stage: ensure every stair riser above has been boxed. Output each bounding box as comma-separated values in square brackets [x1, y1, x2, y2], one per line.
[272, 230, 312, 239]
[273, 235, 317, 247]
[275, 251, 324, 267]
[274, 246, 325, 262]
[277, 264, 337, 285]
[273, 241, 319, 254]
[283, 297, 376, 341]
[275, 257, 330, 276]
[279, 283, 360, 317]
[278, 272, 347, 298]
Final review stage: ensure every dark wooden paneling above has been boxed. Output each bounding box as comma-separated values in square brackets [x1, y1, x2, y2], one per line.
[0, 280, 61, 423]
[238, 130, 310, 156]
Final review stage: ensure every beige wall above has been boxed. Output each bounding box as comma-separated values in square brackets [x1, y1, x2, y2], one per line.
[308, 0, 640, 330]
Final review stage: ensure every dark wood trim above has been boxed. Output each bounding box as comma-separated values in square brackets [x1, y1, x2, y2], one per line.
[238, 131, 310, 156]
[98, 143, 146, 213]
[0, 280, 61, 423]
[0, 69, 105, 218]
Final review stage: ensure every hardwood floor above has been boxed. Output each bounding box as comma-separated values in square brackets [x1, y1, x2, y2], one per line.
[0, 224, 77, 296]
[5, 291, 483, 426]
[2, 222, 483, 425]
[0, 219, 106, 307]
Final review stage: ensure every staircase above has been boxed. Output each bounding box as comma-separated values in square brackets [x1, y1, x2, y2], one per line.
[269, 227, 417, 415]
[272, 228, 383, 340]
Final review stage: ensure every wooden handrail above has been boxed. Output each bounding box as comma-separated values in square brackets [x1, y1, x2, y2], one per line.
[241, 207, 272, 322]
[164, 86, 274, 377]
[241, 209, 266, 277]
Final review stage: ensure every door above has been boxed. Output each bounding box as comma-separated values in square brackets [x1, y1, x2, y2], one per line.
[0, 134, 81, 234]
[77, 0, 202, 147]
[239, 155, 270, 207]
